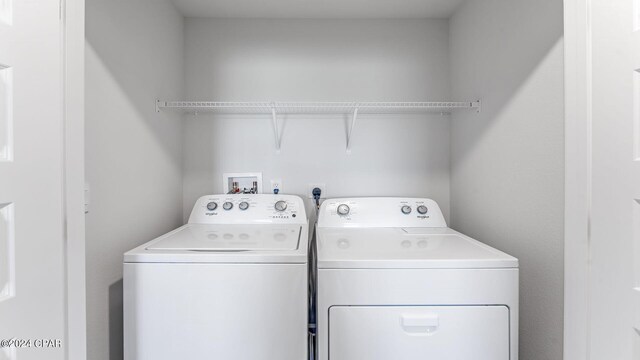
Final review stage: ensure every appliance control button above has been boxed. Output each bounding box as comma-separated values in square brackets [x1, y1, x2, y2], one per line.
[239, 201, 249, 211]
[274, 200, 288, 212]
[337, 204, 350, 216]
[417, 205, 428, 214]
[401, 205, 412, 214]
[206, 202, 218, 211]
[223, 202, 234, 211]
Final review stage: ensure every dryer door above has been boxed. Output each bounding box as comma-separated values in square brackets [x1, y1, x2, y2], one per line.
[329, 305, 509, 360]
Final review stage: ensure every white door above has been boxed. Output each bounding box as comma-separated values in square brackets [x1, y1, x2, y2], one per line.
[588, 0, 640, 358]
[633, 1, 640, 355]
[0, 1, 66, 360]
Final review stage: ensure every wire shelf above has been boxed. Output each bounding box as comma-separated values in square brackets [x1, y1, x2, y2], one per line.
[155, 100, 481, 152]
[156, 100, 480, 114]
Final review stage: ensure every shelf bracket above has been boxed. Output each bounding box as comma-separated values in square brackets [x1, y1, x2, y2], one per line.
[155, 99, 165, 113]
[271, 103, 281, 152]
[346, 105, 359, 153]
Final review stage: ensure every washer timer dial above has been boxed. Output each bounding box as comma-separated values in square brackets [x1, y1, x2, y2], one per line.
[401, 205, 412, 214]
[239, 201, 249, 211]
[274, 200, 288, 212]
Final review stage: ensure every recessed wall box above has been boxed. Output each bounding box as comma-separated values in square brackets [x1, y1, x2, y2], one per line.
[223, 172, 263, 194]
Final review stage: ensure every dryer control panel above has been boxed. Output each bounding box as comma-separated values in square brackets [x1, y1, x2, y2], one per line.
[318, 198, 447, 228]
[188, 194, 307, 225]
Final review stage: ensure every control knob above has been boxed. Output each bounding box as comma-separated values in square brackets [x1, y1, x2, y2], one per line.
[401, 205, 412, 214]
[239, 201, 249, 211]
[417, 205, 428, 215]
[274, 200, 288, 212]
[223, 202, 234, 211]
[206, 202, 218, 211]
[337, 204, 350, 216]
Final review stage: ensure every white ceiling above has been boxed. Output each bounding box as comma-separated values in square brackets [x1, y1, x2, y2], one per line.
[171, 0, 465, 19]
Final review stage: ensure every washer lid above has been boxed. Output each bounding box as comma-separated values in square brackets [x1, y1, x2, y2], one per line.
[147, 224, 301, 251]
[124, 224, 307, 264]
[317, 227, 518, 269]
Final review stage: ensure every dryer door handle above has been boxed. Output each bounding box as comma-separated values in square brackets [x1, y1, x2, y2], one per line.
[401, 313, 439, 334]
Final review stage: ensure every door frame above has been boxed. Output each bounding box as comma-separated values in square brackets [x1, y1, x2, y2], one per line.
[62, 0, 86, 359]
[564, 0, 591, 359]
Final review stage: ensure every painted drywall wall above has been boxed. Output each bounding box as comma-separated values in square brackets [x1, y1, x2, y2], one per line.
[183, 19, 453, 220]
[85, 1, 184, 359]
[449, 1, 564, 359]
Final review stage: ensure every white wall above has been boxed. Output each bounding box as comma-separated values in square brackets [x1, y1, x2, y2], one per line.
[449, 1, 564, 360]
[85, 1, 184, 359]
[183, 19, 452, 220]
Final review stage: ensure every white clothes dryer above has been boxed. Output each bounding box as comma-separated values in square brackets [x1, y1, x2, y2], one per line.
[315, 197, 518, 360]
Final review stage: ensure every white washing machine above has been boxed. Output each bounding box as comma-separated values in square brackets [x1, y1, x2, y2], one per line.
[315, 197, 519, 360]
[124, 194, 309, 360]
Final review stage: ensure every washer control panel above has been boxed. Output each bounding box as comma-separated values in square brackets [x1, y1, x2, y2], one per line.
[318, 197, 446, 228]
[188, 194, 307, 224]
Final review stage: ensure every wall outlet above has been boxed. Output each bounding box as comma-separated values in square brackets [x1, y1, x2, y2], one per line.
[307, 183, 327, 199]
[270, 179, 282, 194]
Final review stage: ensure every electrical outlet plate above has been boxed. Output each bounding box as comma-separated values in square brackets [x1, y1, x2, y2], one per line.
[307, 183, 327, 199]
[270, 179, 282, 193]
